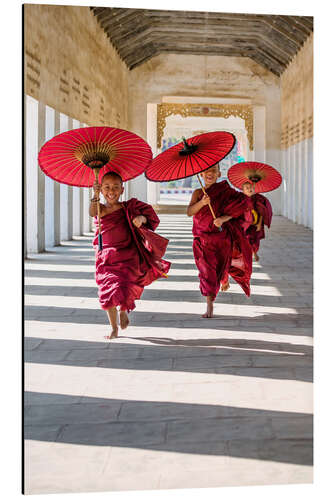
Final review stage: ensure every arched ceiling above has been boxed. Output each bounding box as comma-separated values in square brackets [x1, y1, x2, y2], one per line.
[91, 7, 313, 76]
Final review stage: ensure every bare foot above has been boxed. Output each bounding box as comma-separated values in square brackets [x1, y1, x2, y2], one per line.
[202, 299, 214, 318]
[104, 328, 118, 340]
[221, 281, 230, 292]
[119, 311, 130, 330]
[254, 252, 259, 262]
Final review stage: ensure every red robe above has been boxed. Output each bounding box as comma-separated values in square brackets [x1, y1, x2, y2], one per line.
[93, 198, 170, 312]
[245, 193, 272, 254]
[192, 181, 253, 299]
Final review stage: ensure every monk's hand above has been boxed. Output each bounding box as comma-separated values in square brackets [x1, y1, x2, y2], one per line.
[132, 215, 147, 228]
[93, 180, 101, 198]
[201, 194, 211, 206]
[255, 223, 262, 232]
[213, 215, 232, 227]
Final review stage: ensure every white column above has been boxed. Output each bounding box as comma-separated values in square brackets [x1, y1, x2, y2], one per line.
[128, 175, 147, 202]
[54, 112, 61, 245]
[280, 149, 286, 217]
[79, 187, 84, 235]
[294, 143, 300, 224]
[283, 150, 288, 218]
[290, 144, 296, 222]
[307, 138, 313, 229]
[286, 146, 292, 221]
[79, 122, 93, 233]
[24, 96, 27, 258]
[37, 102, 46, 252]
[253, 105, 266, 162]
[67, 118, 74, 240]
[265, 148, 281, 215]
[59, 113, 69, 241]
[83, 187, 90, 234]
[72, 119, 81, 236]
[44, 106, 55, 248]
[297, 141, 304, 225]
[302, 139, 309, 227]
[146, 103, 159, 205]
[89, 187, 94, 232]
[288, 145, 293, 221]
[26, 95, 39, 254]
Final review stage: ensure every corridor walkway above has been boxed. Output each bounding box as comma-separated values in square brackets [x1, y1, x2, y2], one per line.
[24, 215, 313, 494]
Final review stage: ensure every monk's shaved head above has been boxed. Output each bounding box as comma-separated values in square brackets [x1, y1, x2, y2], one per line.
[101, 171, 123, 184]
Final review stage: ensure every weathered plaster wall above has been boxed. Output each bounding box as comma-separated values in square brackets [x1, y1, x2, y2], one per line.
[281, 34, 313, 149]
[128, 53, 281, 209]
[129, 54, 280, 143]
[280, 34, 313, 228]
[24, 4, 129, 128]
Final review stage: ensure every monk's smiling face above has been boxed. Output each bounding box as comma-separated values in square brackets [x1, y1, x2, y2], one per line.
[242, 182, 255, 197]
[200, 165, 221, 187]
[101, 174, 124, 205]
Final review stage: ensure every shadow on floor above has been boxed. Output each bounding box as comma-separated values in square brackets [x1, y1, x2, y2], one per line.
[25, 304, 312, 329]
[24, 391, 313, 466]
[24, 336, 313, 382]
[24, 284, 312, 308]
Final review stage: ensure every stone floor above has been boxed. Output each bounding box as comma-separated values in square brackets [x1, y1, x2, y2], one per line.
[24, 215, 313, 495]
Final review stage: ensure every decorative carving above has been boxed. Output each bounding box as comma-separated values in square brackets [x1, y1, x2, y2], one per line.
[157, 103, 254, 150]
[281, 115, 313, 149]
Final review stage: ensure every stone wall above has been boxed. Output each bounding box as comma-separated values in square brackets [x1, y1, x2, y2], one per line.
[129, 53, 280, 143]
[281, 34, 313, 150]
[24, 4, 129, 129]
[280, 34, 313, 228]
[128, 54, 281, 209]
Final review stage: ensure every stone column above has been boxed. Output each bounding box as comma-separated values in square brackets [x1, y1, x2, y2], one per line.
[296, 143, 303, 225]
[66, 118, 74, 240]
[79, 186, 84, 235]
[72, 119, 81, 236]
[286, 147, 291, 221]
[79, 122, 92, 233]
[53, 112, 61, 245]
[44, 105, 55, 248]
[281, 150, 288, 219]
[291, 144, 297, 223]
[302, 140, 309, 227]
[82, 187, 90, 234]
[37, 101, 46, 252]
[307, 138, 313, 229]
[146, 103, 159, 205]
[253, 106, 266, 163]
[294, 144, 300, 224]
[59, 113, 69, 242]
[24, 95, 27, 258]
[89, 187, 94, 232]
[26, 95, 38, 254]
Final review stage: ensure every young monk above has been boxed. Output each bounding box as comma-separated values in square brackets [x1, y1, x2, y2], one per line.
[187, 164, 253, 318]
[90, 172, 170, 339]
[242, 181, 273, 262]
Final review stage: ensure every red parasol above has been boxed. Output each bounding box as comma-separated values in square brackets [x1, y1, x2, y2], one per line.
[227, 161, 282, 193]
[145, 132, 236, 220]
[38, 126, 152, 186]
[38, 126, 152, 250]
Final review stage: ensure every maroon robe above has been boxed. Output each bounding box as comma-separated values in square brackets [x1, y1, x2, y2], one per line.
[192, 181, 253, 299]
[245, 193, 273, 254]
[93, 198, 170, 312]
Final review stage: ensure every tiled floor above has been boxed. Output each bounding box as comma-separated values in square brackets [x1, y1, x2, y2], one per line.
[24, 215, 313, 494]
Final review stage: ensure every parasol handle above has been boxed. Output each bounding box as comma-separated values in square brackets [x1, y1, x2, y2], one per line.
[94, 168, 103, 251]
[196, 174, 222, 232]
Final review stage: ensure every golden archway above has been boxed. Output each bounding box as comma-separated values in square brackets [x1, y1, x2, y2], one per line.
[157, 103, 254, 150]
